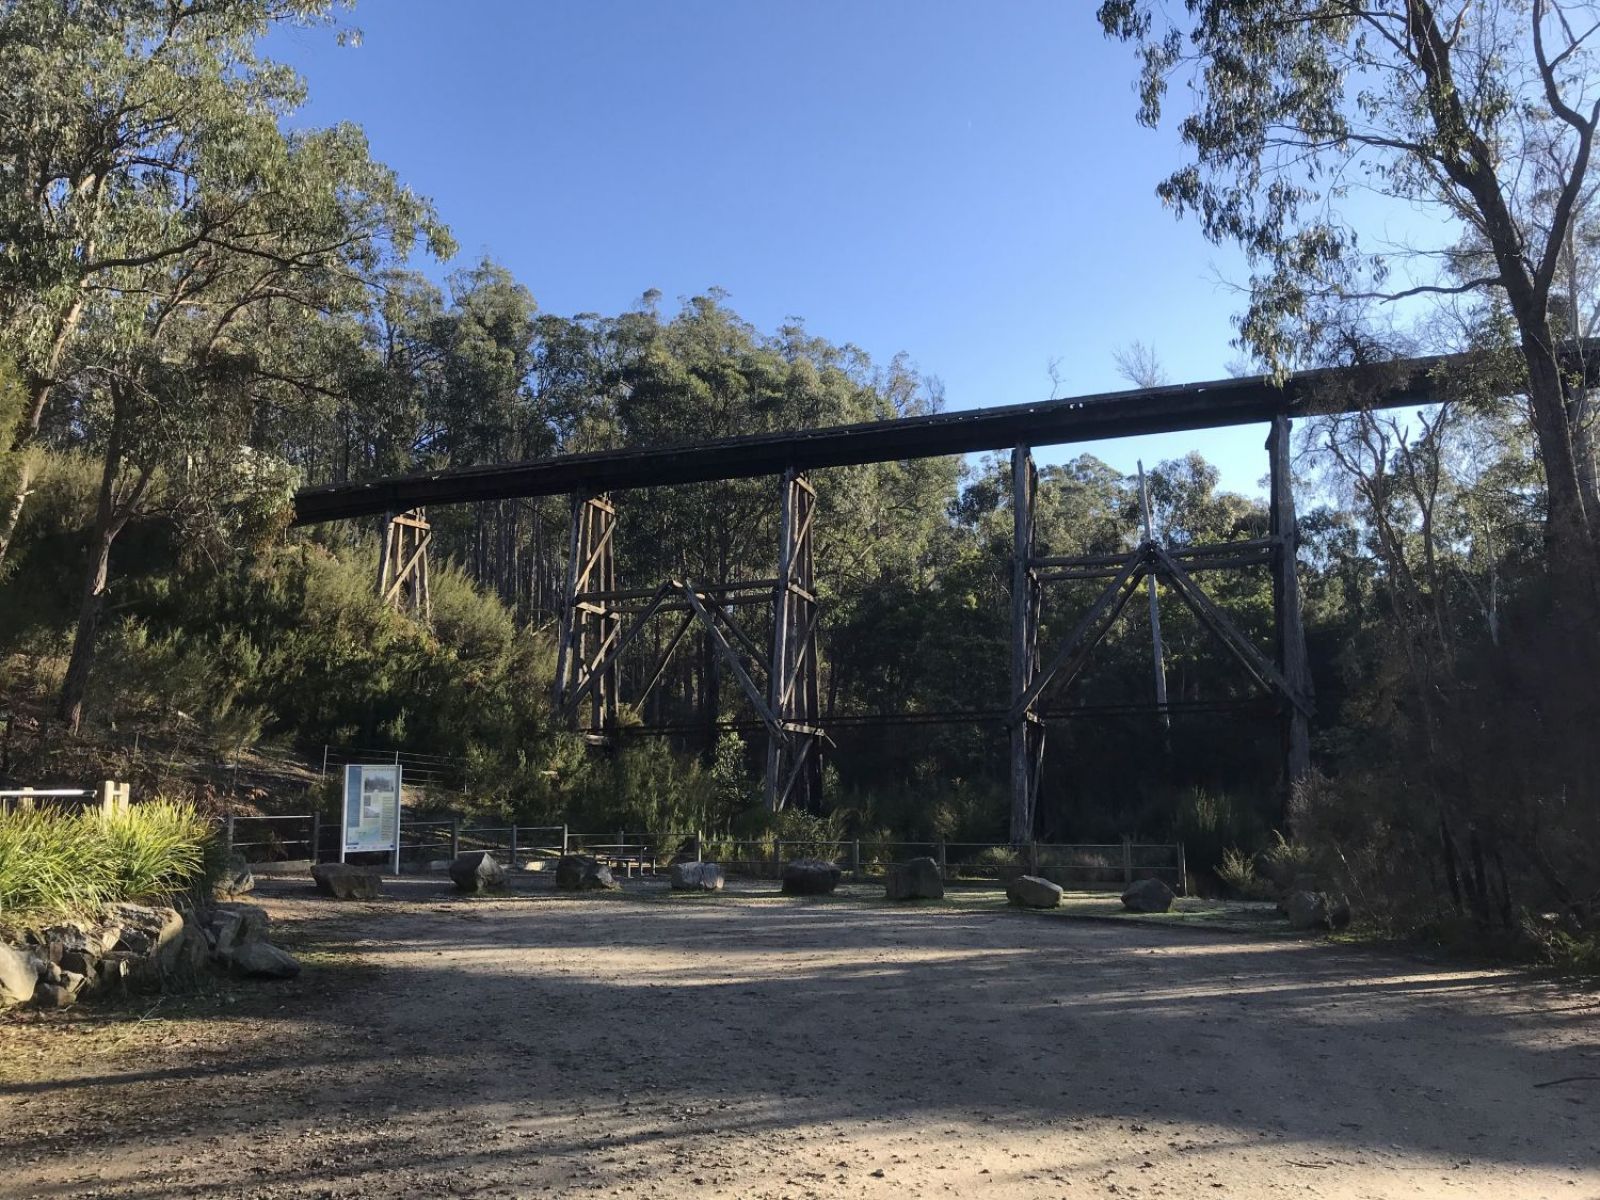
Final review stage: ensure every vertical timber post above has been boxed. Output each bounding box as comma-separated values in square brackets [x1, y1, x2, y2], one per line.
[554, 492, 619, 734]
[1268, 416, 1313, 824]
[1009, 444, 1044, 845]
[376, 508, 433, 621]
[766, 470, 822, 811]
[1137, 462, 1170, 731]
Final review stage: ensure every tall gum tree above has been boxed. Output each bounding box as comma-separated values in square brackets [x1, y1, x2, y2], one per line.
[1098, 0, 1600, 614]
[0, 0, 351, 573]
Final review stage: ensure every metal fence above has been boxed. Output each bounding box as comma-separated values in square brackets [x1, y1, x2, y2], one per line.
[214, 810, 1185, 895]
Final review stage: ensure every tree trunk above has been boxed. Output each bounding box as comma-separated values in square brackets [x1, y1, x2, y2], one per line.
[1521, 336, 1600, 610]
[57, 505, 118, 733]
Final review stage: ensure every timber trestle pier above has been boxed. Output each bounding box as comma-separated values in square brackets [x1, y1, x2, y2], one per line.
[292, 349, 1537, 835]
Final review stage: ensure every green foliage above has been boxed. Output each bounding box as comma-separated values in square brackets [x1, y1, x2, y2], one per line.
[0, 801, 219, 922]
[1217, 848, 1272, 901]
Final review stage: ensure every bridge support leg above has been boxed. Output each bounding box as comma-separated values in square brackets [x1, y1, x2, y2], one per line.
[1009, 445, 1045, 844]
[1268, 417, 1313, 825]
[377, 508, 432, 621]
[554, 493, 619, 735]
[766, 469, 823, 812]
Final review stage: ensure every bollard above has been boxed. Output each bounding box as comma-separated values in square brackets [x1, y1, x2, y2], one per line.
[509, 824, 518, 869]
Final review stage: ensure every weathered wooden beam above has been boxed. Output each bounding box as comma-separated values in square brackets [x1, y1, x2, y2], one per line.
[1012, 544, 1148, 722]
[1010, 445, 1042, 844]
[1269, 415, 1314, 807]
[1154, 546, 1313, 717]
[297, 348, 1525, 524]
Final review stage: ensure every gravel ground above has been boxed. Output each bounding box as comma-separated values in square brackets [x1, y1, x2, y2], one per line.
[2, 876, 1598, 1199]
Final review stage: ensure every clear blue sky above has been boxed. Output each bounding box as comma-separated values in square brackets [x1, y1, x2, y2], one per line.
[270, 1, 1279, 493]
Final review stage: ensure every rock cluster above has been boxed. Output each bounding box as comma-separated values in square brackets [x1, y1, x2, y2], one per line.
[781, 859, 841, 896]
[0, 901, 300, 1012]
[669, 861, 725, 892]
[884, 857, 944, 901]
[1120, 877, 1176, 913]
[555, 855, 619, 891]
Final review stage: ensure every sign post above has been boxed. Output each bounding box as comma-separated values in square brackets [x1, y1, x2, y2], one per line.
[340, 763, 403, 874]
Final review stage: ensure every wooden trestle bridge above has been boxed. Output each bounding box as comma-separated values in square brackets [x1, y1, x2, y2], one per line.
[294, 351, 1472, 842]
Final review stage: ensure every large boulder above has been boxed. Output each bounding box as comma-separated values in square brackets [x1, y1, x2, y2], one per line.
[107, 904, 186, 976]
[885, 857, 945, 901]
[449, 851, 508, 894]
[312, 862, 385, 900]
[555, 854, 594, 890]
[39, 919, 121, 960]
[781, 859, 841, 896]
[227, 940, 302, 980]
[1286, 890, 1352, 931]
[1121, 877, 1176, 914]
[579, 861, 618, 891]
[216, 855, 255, 898]
[669, 861, 725, 892]
[1006, 874, 1064, 909]
[0, 944, 38, 1008]
[556, 855, 618, 891]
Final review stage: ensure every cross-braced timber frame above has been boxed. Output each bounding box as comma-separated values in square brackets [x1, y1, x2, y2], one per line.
[298, 347, 1598, 840]
[376, 508, 433, 621]
[551, 470, 823, 811]
[1006, 415, 1313, 839]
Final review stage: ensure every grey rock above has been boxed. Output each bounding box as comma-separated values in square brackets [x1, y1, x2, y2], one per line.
[216, 855, 255, 897]
[59, 949, 96, 978]
[580, 861, 618, 891]
[227, 940, 302, 980]
[1006, 874, 1064, 909]
[34, 981, 78, 1009]
[40, 920, 121, 959]
[311, 862, 385, 900]
[1285, 890, 1351, 931]
[781, 859, 842, 896]
[449, 851, 508, 893]
[96, 951, 139, 990]
[555, 854, 595, 890]
[212, 903, 270, 945]
[108, 904, 186, 975]
[0, 944, 37, 1007]
[669, 861, 725, 892]
[884, 857, 945, 901]
[1121, 877, 1176, 913]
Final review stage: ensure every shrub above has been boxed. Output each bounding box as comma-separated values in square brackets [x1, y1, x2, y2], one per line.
[0, 800, 221, 924]
[1217, 847, 1274, 900]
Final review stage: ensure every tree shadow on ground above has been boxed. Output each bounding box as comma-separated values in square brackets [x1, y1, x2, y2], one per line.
[3, 874, 1597, 1197]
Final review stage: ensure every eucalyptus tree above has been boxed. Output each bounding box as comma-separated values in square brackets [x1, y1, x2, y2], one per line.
[1098, 0, 1600, 611]
[0, 0, 395, 570]
[12, 16, 453, 728]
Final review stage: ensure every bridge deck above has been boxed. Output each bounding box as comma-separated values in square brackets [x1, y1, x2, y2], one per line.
[293, 352, 1469, 524]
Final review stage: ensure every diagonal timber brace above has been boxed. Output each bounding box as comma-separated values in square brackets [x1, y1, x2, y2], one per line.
[376, 508, 433, 621]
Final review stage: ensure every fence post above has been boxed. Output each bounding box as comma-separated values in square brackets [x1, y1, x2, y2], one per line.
[852, 838, 861, 880]
[225, 812, 236, 861]
[509, 824, 518, 869]
[937, 839, 948, 881]
[450, 816, 461, 861]
[561, 823, 569, 855]
[310, 811, 322, 864]
[1027, 840, 1039, 876]
[696, 829, 703, 863]
[320, 744, 329, 780]
[1176, 842, 1187, 897]
[1122, 836, 1133, 885]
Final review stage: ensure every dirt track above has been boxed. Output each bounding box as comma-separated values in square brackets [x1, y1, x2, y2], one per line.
[3, 877, 1598, 1199]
